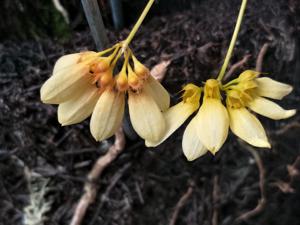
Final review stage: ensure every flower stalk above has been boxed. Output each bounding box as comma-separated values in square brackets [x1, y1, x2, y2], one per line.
[122, 0, 155, 50]
[217, 0, 248, 81]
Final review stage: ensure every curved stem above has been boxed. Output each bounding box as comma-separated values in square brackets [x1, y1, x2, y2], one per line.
[111, 49, 123, 68]
[217, 0, 248, 81]
[121, 50, 131, 72]
[122, 0, 155, 49]
[98, 43, 120, 56]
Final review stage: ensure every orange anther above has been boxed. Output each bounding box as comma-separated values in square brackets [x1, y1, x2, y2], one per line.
[116, 74, 128, 92]
[95, 59, 110, 73]
[128, 74, 141, 90]
[133, 57, 149, 78]
[100, 73, 113, 87]
[90, 64, 97, 73]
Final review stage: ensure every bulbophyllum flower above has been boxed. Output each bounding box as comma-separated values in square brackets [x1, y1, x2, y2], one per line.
[194, 79, 229, 154]
[146, 80, 230, 161]
[40, 45, 170, 142]
[146, 71, 296, 161]
[146, 84, 202, 149]
[224, 70, 296, 148]
[146, 79, 230, 160]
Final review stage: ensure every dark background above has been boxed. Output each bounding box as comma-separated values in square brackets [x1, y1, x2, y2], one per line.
[0, 0, 300, 225]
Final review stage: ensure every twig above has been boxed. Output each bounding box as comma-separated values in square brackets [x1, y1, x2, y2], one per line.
[275, 121, 300, 136]
[255, 43, 269, 72]
[169, 182, 194, 225]
[212, 176, 219, 225]
[272, 155, 300, 193]
[198, 42, 216, 53]
[287, 156, 300, 179]
[224, 54, 251, 81]
[236, 144, 266, 221]
[88, 163, 132, 225]
[69, 127, 125, 225]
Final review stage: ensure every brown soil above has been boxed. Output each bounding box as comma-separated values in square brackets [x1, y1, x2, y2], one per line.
[1, 0, 300, 225]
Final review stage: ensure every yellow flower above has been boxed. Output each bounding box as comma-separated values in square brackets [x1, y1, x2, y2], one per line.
[194, 79, 229, 155]
[40, 51, 99, 104]
[146, 80, 230, 161]
[225, 70, 296, 148]
[146, 84, 201, 148]
[40, 46, 170, 142]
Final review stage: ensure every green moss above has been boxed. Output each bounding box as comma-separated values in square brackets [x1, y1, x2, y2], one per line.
[0, 0, 71, 41]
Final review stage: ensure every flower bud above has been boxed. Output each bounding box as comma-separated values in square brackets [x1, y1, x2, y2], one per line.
[95, 59, 110, 73]
[128, 65, 142, 90]
[100, 71, 114, 88]
[116, 72, 128, 92]
[133, 56, 149, 78]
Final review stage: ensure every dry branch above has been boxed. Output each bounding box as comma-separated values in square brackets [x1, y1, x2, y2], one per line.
[224, 54, 251, 81]
[69, 128, 125, 225]
[169, 182, 194, 225]
[237, 143, 266, 221]
[275, 121, 300, 136]
[256, 43, 269, 72]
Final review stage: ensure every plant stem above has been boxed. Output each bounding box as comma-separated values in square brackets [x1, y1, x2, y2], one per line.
[122, 0, 155, 49]
[217, 0, 248, 81]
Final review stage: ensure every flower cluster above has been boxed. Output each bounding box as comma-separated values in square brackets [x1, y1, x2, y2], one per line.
[40, 0, 296, 162]
[41, 44, 170, 143]
[41, 45, 296, 161]
[147, 70, 296, 160]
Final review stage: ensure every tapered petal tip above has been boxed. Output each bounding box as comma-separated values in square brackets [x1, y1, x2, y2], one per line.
[185, 153, 202, 162]
[186, 156, 196, 162]
[228, 107, 271, 149]
[60, 121, 71, 126]
[284, 109, 297, 119]
[145, 140, 157, 147]
[58, 115, 74, 126]
[209, 148, 217, 156]
[256, 77, 294, 100]
[248, 97, 297, 120]
[196, 99, 229, 153]
[90, 91, 125, 142]
[183, 146, 208, 161]
[249, 139, 271, 148]
[182, 117, 208, 161]
[40, 81, 52, 103]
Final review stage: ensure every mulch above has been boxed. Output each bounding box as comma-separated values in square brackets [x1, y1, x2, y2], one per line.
[1, 0, 300, 225]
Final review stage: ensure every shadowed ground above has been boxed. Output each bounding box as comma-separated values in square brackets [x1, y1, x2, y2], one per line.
[0, 0, 300, 225]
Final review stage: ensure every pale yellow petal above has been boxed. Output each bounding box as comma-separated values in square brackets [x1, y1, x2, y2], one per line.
[196, 98, 229, 154]
[143, 75, 170, 111]
[248, 97, 296, 120]
[256, 77, 293, 100]
[53, 53, 81, 75]
[182, 116, 207, 161]
[128, 89, 165, 142]
[238, 70, 260, 81]
[40, 64, 89, 104]
[228, 107, 271, 148]
[146, 101, 198, 147]
[90, 90, 125, 141]
[58, 85, 100, 126]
